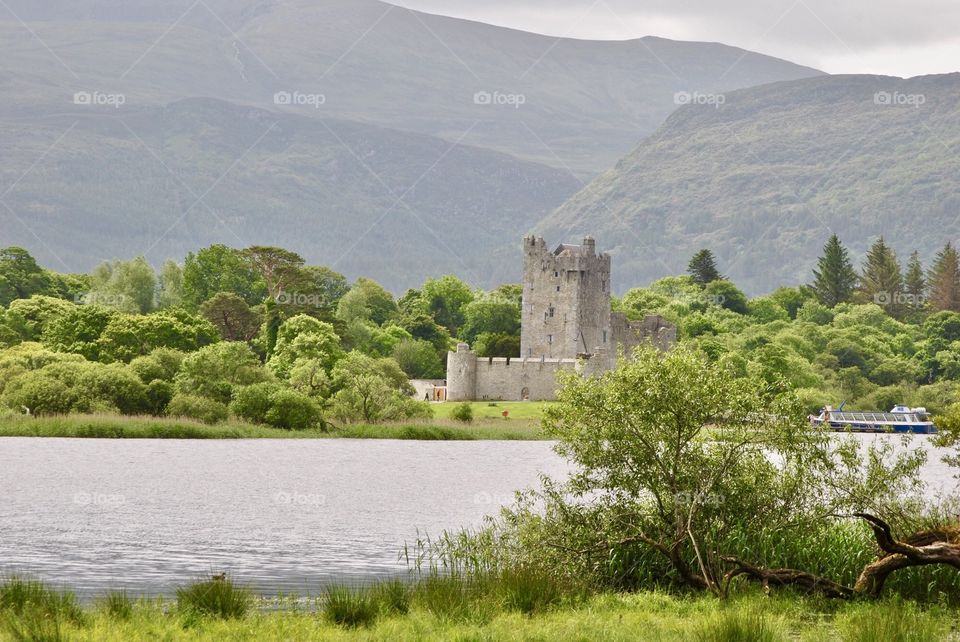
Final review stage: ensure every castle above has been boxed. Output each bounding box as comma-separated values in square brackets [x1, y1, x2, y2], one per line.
[445, 236, 676, 401]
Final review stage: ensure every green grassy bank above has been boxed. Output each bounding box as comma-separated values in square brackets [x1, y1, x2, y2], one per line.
[0, 411, 546, 440]
[1, 576, 956, 642]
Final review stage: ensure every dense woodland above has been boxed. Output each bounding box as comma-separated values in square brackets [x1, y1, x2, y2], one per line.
[2, 233, 960, 429]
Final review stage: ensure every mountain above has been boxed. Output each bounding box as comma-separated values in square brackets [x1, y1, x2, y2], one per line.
[0, 99, 578, 291]
[0, 0, 826, 289]
[539, 73, 960, 295]
[0, 0, 822, 176]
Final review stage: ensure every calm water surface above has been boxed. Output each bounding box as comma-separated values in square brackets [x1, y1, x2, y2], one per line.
[0, 435, 956, 598]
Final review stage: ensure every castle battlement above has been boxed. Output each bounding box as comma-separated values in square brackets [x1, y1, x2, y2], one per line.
[446, 236, 675, 401]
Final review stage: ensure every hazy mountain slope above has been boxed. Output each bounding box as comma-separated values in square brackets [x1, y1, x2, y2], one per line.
[539, 74, 960, 294]
[0, 99, 578, 291]
[0, 0, 822, 175]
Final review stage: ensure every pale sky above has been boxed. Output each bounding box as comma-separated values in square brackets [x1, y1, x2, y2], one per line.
[393, 0, 960, 78]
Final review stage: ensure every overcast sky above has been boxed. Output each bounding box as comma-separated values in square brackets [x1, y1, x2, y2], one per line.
[393, 0, 960, 78]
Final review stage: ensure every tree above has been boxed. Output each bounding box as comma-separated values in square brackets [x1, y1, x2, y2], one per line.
[335, 278, 398, 326]
[157, 260, 184, 309]
[5, 296, 74, 340]
[703, 280, 748, 315]
[686, 249, 723, 287]
[182, 245, 266, 308]
[421, 275, 475, 334]
[391, 338, 444, 379]
[88, 257, 157, 314]
[241, 246, 306, 300]
[267, 315, 344, 379]
[200, 293, 263, 342]
[0, 247, 53, 306]
[328, 351, 426, 423]
[41, 305, 118, 361]
[902, 250, 927, 317]
[458, 297, 520, 345]
[810, 234, 858, 307]
[231, 383, 323, 430]
[927, 242, 960, 313]
[859, 237, 903, 318]
[174, 342, 271, 404]
[97, 311, 218, 363]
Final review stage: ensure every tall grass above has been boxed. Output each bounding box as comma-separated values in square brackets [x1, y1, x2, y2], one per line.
[321, 585, 379, 628]
[96, 590, 134, 620]
[0, 576, 84, 624]
[693, 609, 786, 642]
[175, 577, 252, 619]
[835, 600, 949, 642]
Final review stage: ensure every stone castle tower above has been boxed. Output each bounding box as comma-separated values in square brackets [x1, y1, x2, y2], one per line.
[445, 236, 676, 401]
[521, 235, 611, 359]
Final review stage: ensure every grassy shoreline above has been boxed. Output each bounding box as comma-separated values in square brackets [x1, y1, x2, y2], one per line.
[0, 410, 546, 441]
[1, 577, 954, 642]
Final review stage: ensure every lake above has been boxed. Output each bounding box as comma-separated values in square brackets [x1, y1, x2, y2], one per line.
[0, 435, 956, 598]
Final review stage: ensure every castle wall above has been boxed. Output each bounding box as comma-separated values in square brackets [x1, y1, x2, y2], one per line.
[473, 357, 577, 401]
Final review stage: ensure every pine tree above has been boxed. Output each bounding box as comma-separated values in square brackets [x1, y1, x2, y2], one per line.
[810, 234, 857, 307]
[903, 250, 927, 317]
[927, 242, 960, 312]
[687, 249, 723, 287]
[859, 237, 903, 317]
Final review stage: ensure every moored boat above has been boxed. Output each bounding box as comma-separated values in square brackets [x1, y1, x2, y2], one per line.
[809, 403, 937, 434]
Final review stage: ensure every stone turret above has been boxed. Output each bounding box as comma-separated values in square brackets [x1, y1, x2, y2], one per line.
[445, 343, 477, 401]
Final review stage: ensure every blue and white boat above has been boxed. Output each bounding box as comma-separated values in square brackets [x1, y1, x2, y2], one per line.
[809, 403, 937, 434]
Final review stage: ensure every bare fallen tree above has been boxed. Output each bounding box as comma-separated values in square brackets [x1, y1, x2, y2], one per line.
[721, 513, 960, 599]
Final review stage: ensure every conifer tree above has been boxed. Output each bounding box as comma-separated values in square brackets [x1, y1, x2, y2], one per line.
[687, 249, 723, 287]
[903, 250, 927, 317]
[927, 242, 960, 312]
[859, 237, 903, 317]
[810, 234, 857, 307]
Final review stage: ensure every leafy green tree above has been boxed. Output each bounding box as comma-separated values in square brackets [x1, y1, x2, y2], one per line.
[157, 261, 184, 309]
[458, 297, 520, 345]
[41, 305, 118, 361]
[97, 311, 219, 363]
[927, 242, 960, 313]
[473, 332, 521, 358]
[200, 293, 263, 342]
[686, 249, 723, 287]
[859, 237, 903, 317]
[336, 278, 398, 326]
[396, 313, 451, 354]
[231, 383, 323, 430]
[421, 275, 475, 334]
[241, 246, 306, 300]
[182, 245, 266, 308]
[268, 315, 343, 379]
[329, 351, 427, 423]
[391, 338, 444, 379]
[129, 348, 185, 384]
[6, 296, 74, 340]
[88, 257, 157, 314]
[703, 280, 748, 315]
[175, 342, 271, 404]
[0, 247, 53, 306]
[810, 234, 858, 307]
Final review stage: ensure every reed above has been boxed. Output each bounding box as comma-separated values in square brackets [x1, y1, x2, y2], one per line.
[175, 577, 252, 619]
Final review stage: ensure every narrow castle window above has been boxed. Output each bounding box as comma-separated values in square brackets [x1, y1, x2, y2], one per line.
[547, 334, 553, 344]
[603, 330, 608, 343]
[548, 306, 555, 318]
[554, 271, 559, 277]
[556, 286, 560, 292]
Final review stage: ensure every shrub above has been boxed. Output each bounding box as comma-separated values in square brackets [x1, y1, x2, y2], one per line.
[145, 380, 174, 415]
[450, 402, 473, 424]
[175, 578, 251, 619]
[322, 585, 378, 628]
[231, 383, 323, 430]
[166, 394, 228, 425]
